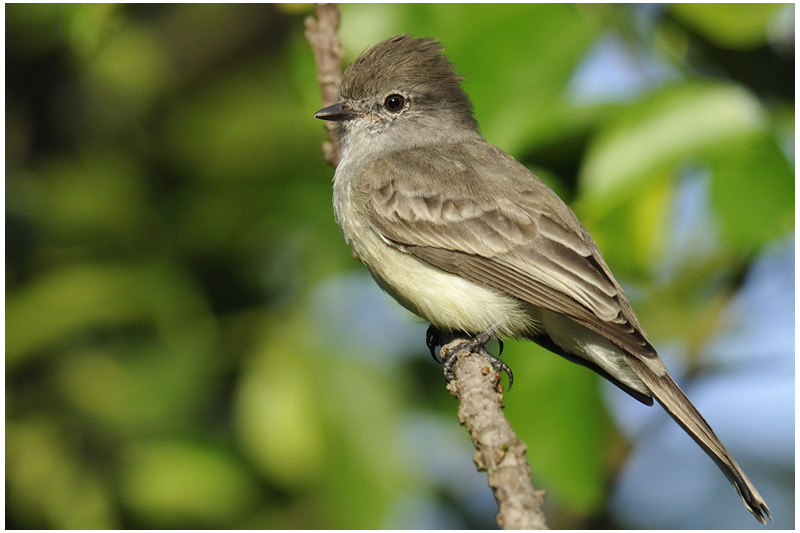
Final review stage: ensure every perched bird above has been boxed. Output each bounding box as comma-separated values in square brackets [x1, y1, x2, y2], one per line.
[315, 34, 770, 524]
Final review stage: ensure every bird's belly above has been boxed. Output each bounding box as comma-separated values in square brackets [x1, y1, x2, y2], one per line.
[359, 237, 538, 337]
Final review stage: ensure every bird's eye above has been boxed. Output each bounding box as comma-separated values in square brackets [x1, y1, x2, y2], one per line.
[384, 94, 406, 112]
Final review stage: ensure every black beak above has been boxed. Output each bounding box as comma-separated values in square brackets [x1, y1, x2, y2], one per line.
[314, 102, 359, 121]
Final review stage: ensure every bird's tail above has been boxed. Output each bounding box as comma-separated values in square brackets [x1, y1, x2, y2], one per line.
[625, 355, 771, 524]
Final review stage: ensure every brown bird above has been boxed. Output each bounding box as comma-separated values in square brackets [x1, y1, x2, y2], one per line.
[315, 34, 771, 524]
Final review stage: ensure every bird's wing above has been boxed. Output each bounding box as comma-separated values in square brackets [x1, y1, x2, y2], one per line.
[356, 141, 656, 359]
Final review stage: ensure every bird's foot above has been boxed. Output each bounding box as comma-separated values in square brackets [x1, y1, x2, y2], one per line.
[432, 328, 512, 390]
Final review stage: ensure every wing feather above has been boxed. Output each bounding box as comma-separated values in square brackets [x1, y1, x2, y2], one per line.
[357, 140, 655, 358]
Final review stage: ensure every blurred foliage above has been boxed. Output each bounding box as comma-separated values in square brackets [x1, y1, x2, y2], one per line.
[5, 3, 794, 529]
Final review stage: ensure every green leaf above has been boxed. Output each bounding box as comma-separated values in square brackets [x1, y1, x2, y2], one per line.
[7, 419, 118, 528]
[709, 133, 794, 249]
[670, 4, 785, 49]
[6, 261, 209, 367]
[232, 311, 327, 490]
[119, 440, 259, 526]
[578, 82, 767, 220]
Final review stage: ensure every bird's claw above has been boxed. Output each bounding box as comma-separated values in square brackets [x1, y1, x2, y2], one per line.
[426, 325, 443, 363]
[436, 330, 513, 390]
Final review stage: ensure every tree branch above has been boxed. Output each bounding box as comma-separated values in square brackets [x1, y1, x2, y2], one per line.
[304, 3, 343, 166]
[444, 341, 548, 530]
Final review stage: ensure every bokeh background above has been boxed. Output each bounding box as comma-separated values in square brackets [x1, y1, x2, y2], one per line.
[5, 3, 795, 529]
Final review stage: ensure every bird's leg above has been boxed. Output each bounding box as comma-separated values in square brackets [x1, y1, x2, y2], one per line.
[437, 328, 513, 390]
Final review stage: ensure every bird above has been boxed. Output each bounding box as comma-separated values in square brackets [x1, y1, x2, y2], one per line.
[314, 34, 771, 524]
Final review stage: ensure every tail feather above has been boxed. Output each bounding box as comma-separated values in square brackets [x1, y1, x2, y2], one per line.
[625, 355, 772, 524]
